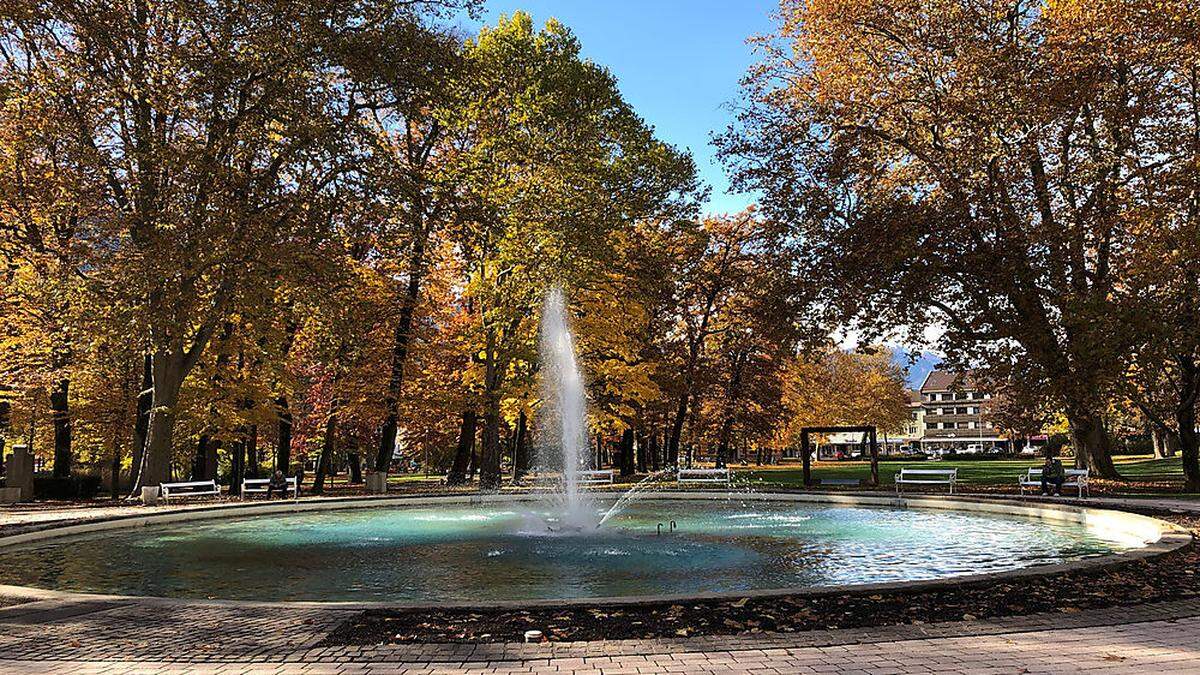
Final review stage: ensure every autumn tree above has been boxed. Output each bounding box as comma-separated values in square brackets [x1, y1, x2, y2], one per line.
[443, 13, 700, 490]
[981, 377, 1053, 453]
[720, 0, 1200, 479]
[1, 0, 477, 492]
[0, 56, 114, 478]
[336, 21, 469, 476]
[777, 347, 909, 483]
[1119, 200, 1200, 487]
[659, 211, 789, 467]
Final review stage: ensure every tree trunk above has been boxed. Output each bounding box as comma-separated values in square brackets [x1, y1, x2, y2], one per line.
[479, 403, 502, 491]
[636, 431, 648, 473]
[716, 349, 747, 470]
[312, 413, 336, 495]
[276, 395, 292, 473]
[229, 439, 246, 496]
[1152, 426, 1172, 459]
[135, 358, 184, 492]
[512, 411, 529, 480]
[446, 410, 477, 486]
[110, 438, 121, 500]
[245, 425, 259, 479]
[619, 428, 635, 477]
[50, 378, 71, 478]
[716, 416, 735, 469]
[1176, 357, 1200, 492]
[348, 452, 363, 484]
[1066, 410, 1120, 479]
[478, 326, 503, 491]
[135, 327, 219, 493]
[192, 434, 212, 480]
[666, 393, 688, 467]
[1178, 404, 1200, 492]
[375, 232, 428, 473]
[649, 432, 661, 471]
[801, 433, 813, 487]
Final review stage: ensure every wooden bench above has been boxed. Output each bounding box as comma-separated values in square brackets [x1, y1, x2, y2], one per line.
[241, 476, 299, 499]
[579, 470, 614, 486]
[160, 480, 220, 503]
[895, 468, 957, 495]
[1019, 468, 1089, 498]
[677, 467, 731, 486]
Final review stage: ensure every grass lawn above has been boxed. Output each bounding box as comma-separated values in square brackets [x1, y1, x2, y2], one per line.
[735, 454, 1184, 489]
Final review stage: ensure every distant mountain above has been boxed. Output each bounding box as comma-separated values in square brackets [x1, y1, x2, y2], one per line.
[890, 348, 942, 389]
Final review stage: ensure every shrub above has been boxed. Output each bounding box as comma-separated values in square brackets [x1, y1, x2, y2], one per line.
[33, 474, 102, 500]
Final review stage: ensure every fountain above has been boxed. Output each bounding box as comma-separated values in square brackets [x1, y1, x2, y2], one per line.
[536, 286, 680, 531]
[537, 286, 597, 529]
[0, 284, 1159, 603]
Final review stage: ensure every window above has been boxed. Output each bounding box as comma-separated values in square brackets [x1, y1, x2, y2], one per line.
[957, 407, 968, 414]
[926, 422, 939, 430]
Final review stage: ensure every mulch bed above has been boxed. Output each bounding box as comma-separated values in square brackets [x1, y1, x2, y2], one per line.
[321, 513, 1200, 645]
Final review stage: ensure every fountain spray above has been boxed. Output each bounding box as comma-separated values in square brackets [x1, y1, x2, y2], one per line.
[538, 286, 594, 528]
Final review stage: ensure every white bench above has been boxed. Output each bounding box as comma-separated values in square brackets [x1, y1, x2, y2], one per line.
[579, 470, 614, 486]
[895, 468, 957, 494]
[1019, 468, 1089, 498]
[241, 476, 299, 499]
[677, 467, 730, 486]
[160, 480, 220, 503]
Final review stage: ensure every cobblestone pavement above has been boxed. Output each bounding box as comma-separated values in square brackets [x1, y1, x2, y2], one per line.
[0, 612, 1198, 673]
[0, 596, 1199, 673]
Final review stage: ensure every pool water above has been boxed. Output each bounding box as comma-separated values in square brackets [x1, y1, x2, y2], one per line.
[0, 499, 1148, 602]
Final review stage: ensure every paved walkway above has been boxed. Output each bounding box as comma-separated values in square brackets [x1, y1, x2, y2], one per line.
[0, 596, 1198, 673]
[2, 492, 1198, 673]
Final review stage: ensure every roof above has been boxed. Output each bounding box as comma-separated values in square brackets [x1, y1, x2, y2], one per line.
[907, 389, 922, 405]
[919, 370, 977, 392]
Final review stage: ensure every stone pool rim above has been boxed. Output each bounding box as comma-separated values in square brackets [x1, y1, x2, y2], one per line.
[0, 491, 1190, 610]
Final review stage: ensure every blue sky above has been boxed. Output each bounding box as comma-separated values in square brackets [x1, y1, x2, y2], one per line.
[460, 1, 777, 215]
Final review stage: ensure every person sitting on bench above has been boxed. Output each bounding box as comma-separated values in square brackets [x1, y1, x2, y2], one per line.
[267, 469, 289, 498]
[1040, 449, 1066, 496]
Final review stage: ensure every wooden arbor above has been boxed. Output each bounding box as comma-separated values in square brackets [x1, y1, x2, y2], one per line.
[799, 426, 879, 487]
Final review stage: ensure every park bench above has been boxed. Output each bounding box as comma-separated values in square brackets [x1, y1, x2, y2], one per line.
[160, 480, 220, 503]
[895, 468, 957, 495]
[1018, 468, 1089, 498]
[241, 476, 299, 499]
[579, 469, 614, 486]
[677, 467, 731, 486]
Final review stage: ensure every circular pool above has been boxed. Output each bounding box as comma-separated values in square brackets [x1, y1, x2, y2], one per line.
[0, 495, 1166, 604]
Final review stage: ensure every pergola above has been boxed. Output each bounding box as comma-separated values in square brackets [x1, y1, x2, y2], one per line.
[799, 426, 879, 487]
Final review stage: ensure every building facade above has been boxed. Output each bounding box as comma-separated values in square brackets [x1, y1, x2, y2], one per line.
[918, 370, 1005, 452]
[903, 389, 925, 446]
